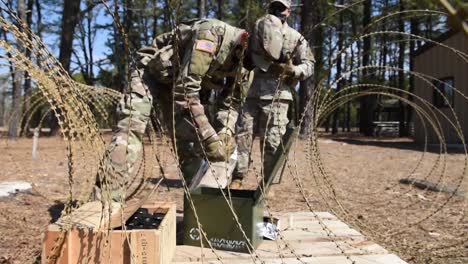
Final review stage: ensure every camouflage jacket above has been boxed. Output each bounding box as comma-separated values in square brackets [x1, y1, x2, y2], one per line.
[248, 21, 315, 101]
[137, 19, 251, 140]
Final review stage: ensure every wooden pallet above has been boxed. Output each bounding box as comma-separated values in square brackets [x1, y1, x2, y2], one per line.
[173, 212, 408, 264]
[42, 201, 176, 264]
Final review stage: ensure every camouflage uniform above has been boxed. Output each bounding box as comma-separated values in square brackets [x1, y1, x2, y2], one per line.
[234, 11, 315, 181]
[96, 19, 251, 201]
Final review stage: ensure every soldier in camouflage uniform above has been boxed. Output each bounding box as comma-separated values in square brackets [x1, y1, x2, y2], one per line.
[94, 19, 256, 202]
[232, 0, 315, 188]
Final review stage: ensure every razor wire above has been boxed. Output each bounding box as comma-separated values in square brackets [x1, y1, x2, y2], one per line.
[0, 0, 467, 263]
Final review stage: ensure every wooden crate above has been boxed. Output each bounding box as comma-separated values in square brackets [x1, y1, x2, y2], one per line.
[42, 201, 176, 264]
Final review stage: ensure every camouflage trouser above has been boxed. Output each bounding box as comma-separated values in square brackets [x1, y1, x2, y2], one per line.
[94, 70, 154, 202]
[234, 98, 290, 180]
[95, 70, 208, 202]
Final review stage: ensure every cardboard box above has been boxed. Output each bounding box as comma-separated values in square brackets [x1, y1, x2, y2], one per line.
[42, 202, 176, 264]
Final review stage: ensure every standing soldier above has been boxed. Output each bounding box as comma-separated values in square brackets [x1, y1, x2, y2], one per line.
[232, 0, 315, 188]
[94, 19, 257, 202]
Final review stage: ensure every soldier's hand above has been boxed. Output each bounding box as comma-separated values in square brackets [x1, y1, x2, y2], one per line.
[269, 63, 296, 77]
[219, 132, 236, 156]
[268, 63, 286, 75]
[204, 133, 236, 162]
[205, 138, 225, 162]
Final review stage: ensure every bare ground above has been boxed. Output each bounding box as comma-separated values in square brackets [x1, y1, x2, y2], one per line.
[0, 134, 466, 263]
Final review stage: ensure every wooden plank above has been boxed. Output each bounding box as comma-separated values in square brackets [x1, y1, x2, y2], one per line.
[174, 245, 253, 262]
[173, 240, 387, 262]
[55, 201, 121, 229]
[156, 201, 177, 264]
[54, 199, 150, 230]
[174, 211, 407, 264]
[278, 226, 362, 240]
[42, 225, 69, 264]
[173, 254, 407, 264]
[253, 240, 388, 258]
[275, 212, 337, 220]
[278, 219, 357, 231]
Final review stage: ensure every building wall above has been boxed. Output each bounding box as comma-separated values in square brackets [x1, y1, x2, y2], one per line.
[413, 32, 468, 144]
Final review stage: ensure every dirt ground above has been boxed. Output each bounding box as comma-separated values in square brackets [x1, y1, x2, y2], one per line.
[0, 134, 466, 264]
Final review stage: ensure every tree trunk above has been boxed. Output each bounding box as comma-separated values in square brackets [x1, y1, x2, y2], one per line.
[35, 0, 42, 35]
[332, 0, 345, 135]
[59, 0, 81, 72]
[123, 0, 139, 51]
[152, 0, 158, 37]
[379, 0, 389, 81]
[20, 0, 34, 136]
[87, 7, 95, 85]
[162, 0, 172, 31]
[398, 0, 407, 137]
[342, 40, 349, 133]
[359, 0, 374, 136]
[346, 41, 354, 132]
[217, 0, 224, 20]
[406, 13, 421, 137]
[347, 8, 359, 133]
[75, 2, 96, 85]
[324, 29, 333, 133]
[30, 0, 43, 129]
[0, 80, 6, 127]
[50, 0, 81, 136]
[8, 0, 26, 139]
[115, 1, 128, 92]
[299, 0, 323, 137]
[198, 0, 206, 18]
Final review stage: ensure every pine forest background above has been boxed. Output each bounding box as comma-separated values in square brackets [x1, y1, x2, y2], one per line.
[0, 0, 464, 138]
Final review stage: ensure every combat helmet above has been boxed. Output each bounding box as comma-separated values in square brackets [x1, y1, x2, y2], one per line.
[270, 0, 291, 8]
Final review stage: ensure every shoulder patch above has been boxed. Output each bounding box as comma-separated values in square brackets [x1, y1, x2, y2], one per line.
[195, 40, 216, 54]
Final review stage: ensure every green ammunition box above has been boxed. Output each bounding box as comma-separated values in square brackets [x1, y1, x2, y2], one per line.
[183, 188, 264, 253]
[183, 126, 299, 253]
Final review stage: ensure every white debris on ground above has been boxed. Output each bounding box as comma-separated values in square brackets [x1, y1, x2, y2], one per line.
[319, 139, 337, 144]
[0, 181, 32, 197]
[318, 139, 348, 146]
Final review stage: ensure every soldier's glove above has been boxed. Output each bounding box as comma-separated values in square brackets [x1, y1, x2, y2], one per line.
[219, 130, 236, 155]
[204, 131, 236, 162]
[269, 63, 297, 78]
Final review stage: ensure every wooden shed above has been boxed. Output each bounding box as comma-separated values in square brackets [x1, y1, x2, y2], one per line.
[413, 30, 468, 144]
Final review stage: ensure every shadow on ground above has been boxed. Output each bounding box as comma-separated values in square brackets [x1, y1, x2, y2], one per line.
[151, 177, 183, 188]
[48, 200, 79, 223]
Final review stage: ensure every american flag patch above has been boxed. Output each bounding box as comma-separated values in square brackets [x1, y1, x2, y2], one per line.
[195, 40, 215, 54]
